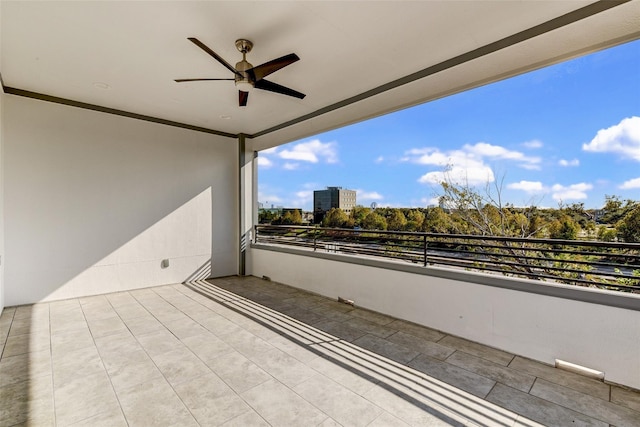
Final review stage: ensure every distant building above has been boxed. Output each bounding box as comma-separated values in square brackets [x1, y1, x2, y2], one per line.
[313, 186, 356, 223]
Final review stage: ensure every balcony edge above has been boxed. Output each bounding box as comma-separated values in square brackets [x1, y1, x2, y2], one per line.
[251, 243, 640, 312]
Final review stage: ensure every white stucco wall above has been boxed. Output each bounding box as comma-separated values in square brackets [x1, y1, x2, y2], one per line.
[250, 247, 640, 390]
[0, 90, 5, 314]
[4, 95, 238, 305]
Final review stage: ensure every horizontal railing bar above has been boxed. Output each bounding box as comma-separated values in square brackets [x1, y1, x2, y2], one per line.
[254, 225, 640, 292]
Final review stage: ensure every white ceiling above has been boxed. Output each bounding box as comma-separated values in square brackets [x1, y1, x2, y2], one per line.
[2, 1, 639, 150]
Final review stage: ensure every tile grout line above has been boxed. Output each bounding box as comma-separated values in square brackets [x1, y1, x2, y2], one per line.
[77, 296, 129, 426]
[0, 307, 17, 359]
[48, 302, 58, 427]
[199, 281, 509, 426]
[149, 285, 282, 425]
[126, 288, 203, 425]
[178, 283, 391, 425]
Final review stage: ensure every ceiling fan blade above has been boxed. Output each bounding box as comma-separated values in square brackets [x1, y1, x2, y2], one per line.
[239, 90, 249, 107]
[254, 79, 305, 99]
[187, 37, 240, 77]
[248, 53, 300, 81]
[174, 78, 235, 82]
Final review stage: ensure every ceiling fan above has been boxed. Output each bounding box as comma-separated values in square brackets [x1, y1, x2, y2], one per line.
[175, 38, 305, 107]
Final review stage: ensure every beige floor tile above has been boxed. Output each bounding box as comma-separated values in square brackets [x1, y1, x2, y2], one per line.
[151, 347, 212, 386]
[52, 345, 104, 387]
[204, 350, 272, 394]
[3, 332, 50, 358]
[293, 374, 383, 426]
[387, 330, 455, 360]
[86, 316, 129, 338]
[66, 407, 128, 427]
[220, 410, 270, 426]
[107, 358, 163, 392]
[509, 356, 610, 400]
[408, 353, 496, 398]
[530, 378, 640, 427]
[241, 379, 329, 426]
[446, 350, 536, 392]
[0, 375, 54, 426]
[438, 335, 514, 366]
[116, 378, 198, 427]
[612, 385, 640, 413]
[53, 371, 120, 426]
[173, 373, 251, 425]
[487, 383, 607, 427]
[0, 349, 52, 386]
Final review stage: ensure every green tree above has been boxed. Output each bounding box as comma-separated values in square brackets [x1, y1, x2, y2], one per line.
[258, 210, 278, 224]
[549, 217, 579, 240]
[386, 209, 407, 231]
[422, 207, 454, 233]
[362, 212, 387, 230]
[281, 209, 302, 225]
[617, 205, 640, 243]
[322, 208, 349, 228]
[280, 211, 295, 225]
[597, 225, 617, 242]
[405, 209, 425, 231]
[601, 195, 639, 224]
[350, 206, 371, 227]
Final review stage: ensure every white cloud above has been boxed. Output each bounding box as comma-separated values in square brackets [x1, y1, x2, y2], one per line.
[464, 142, 541, 169]
[261, 147, 279, 155]
[356, 190, 383, 201]
[582, 116, 640, 161]
[406, 142, 540, 187]
[551, 183, 593, 201]
[558, 158, 580, 167]
[522, 139, 543, 149]
[258, 193, 283, 204]
[507, 180, 545, 193]
[418, 164, 495, 186]
[290, 190, 313, 207]
[375, 156, 384, 163]
[283, 162, 299, 170]
[620, 177, 640, 190]
[421, 197, 441, 207]
[279, 139, 338, 164]
[257, 156, 273, 168]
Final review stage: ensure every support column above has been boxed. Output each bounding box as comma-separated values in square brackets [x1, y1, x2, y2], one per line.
[238, 134, 255, 276]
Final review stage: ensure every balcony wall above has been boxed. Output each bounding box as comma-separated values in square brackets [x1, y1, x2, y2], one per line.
[2, 95, 238, 306]
[250, 244, 640, 390]
[0, 90, 5, 314]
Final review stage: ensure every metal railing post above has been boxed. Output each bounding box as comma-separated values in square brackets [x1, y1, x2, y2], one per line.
[313, 226, 317, 251]
[423, 234, 428, 266]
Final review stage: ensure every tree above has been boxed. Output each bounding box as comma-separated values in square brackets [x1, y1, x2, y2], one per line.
[280, 209, 303, 225]
[437, 173, 542, 238]
[601, 195, 639, 224]
[258, 210, 278, 224]
[386, 209, 407, 231]
[322, 208, 349, 228]
[597, 225, 617, 242]
[350, 206, 371, 227]
[405, 209, 425, 231]
[617, 205, 640, 243]
[422, 207, 455, 233]
[549, 217, 579, 240]
[362, 211, 387, 230]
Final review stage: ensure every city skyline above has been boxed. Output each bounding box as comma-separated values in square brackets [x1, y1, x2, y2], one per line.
[258, 40, 640, 211]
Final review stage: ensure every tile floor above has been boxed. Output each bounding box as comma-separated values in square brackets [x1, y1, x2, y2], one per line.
[1, 276, 639, 426]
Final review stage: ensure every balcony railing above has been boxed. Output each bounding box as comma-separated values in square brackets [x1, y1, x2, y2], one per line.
[254, 225, 640, 292]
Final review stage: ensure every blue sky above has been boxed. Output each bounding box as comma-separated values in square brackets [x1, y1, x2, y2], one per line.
[258, 39, 640, 211]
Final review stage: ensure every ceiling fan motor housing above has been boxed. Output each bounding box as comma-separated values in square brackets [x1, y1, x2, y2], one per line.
[235, 39, 254, 88]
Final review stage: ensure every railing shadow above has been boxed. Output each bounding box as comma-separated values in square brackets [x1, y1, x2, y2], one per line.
[184, 279, 539, 426]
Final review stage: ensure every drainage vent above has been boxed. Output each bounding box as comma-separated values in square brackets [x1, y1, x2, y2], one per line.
[555, 359, 604, 381]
